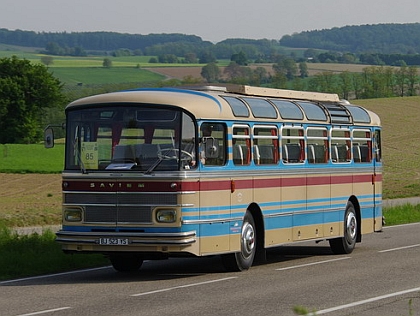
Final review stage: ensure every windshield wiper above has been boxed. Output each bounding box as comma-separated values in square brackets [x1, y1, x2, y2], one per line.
[144, 156, 164, 174]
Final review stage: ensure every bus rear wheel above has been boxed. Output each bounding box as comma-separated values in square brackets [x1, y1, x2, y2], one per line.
[222, 211, 256, 271]
[329, 201, 357, 254]
[109, 254, 143, 272]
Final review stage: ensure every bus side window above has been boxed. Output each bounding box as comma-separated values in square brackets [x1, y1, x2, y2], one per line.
[233, 125, 251, 165]
[200, 123, 226, 166]
[374, 130, 382, 162]
[331, 128, 351, 163]
[307, 127, 328, 164]
[281, 127, 305, 164]
[353, 129, 372, 163]
[253, 126, 278, 165]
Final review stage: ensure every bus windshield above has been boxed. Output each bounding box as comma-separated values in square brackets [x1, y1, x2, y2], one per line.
[65, 105, 197, 172]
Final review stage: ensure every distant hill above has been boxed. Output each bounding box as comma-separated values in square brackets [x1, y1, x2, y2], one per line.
[279, 23, 420, 54]
[2, 24, 420, 59]
[0, 28, 206, 51]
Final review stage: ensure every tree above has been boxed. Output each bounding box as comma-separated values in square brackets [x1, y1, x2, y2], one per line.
[40, 56, 54, 66]
[0, 56, 64, 143]
[273, 57, 298, 81]
[407, 66, 418, 96]
[231, 51, 248, 66]
[184, 52, 198, 64]
[338, 71, 353, 100]
[103, 58, 113, 68]
[201, 63, 220, 83]
[224, 61, 243, 81]
[299, 62, 308, 78]
[395, 64, 408, 97]
[198, 51, 216, 64]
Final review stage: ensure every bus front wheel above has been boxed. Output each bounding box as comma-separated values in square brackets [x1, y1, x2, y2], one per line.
[222, 211, 256, 271]
[109, 254, 143, 272]
[329, 201, 357, 254]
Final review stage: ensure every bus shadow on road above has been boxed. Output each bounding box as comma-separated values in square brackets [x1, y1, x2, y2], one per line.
[0, 243, 338, 286]
[262, 244, 335, 266]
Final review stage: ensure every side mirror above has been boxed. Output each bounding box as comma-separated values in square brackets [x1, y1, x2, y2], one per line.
[44, 127, 55, 148]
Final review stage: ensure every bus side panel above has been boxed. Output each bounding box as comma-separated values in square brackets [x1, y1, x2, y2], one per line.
[374, 172, 383, 232]
[353, 172, 376, 234]
[253, 176, 293, 247]
[198, 178, 231, 255]
[229, 177, 253, 252]
[307, 174, 337, 238]
[331, 173, 353, 237]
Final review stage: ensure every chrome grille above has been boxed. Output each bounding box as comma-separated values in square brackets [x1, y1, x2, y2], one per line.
[64, 193, 116, 204]
[84, 205, 153, 223]
[65, 192, 177, 224]
[118, 206, 153, 222]
[85, 206, 117, 222]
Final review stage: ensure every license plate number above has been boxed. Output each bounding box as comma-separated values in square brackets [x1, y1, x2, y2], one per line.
[98, 238, 129, 245]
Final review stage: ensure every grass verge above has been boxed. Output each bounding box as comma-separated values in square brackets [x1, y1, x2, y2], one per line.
[0, 226, 109, 281]
[383, 204, 420, 226]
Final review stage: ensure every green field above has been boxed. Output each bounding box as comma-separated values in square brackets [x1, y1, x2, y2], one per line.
[51, 67, 165, 85]
[0, 48, 205, 85]
[0, 143, 64, 173]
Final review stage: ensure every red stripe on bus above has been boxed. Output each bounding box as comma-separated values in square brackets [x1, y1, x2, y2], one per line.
[64, 173, 381, 193]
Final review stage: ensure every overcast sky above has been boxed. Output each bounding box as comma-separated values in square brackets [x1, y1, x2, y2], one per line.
[2, 0, 420, 43]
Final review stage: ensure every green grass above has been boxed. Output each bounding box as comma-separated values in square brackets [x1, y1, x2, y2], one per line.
[52, 66, 165, 85]
[383, 204, 420, 226]
[0, 143, 64, 173]
[0, 226, 108, 281]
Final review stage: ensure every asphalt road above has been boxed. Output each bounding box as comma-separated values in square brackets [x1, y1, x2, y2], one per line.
[2, 223, 420, 316]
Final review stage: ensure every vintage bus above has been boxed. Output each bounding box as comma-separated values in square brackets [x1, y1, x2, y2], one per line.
[45, 85, 382, 272]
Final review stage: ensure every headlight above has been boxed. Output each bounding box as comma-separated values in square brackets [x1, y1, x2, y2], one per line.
[156, 209, 176, 223]
[64, 208, 82, 222]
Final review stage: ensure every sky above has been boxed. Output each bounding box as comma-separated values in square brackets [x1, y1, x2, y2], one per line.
[2, 0, 420, 43]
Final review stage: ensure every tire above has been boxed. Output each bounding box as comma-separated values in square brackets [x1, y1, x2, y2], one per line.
[109, 254, 143, 272]
[222, 211, 256, 271]
[329, 201, 357, 254]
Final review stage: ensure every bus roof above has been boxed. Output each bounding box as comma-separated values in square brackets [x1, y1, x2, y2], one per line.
[66, 85, 380, 126]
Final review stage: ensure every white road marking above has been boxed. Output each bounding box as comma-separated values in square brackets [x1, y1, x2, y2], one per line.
[15, 307, 71, 316]
[275, 257, 351, 271]
[312, 286, 420, 315]
[131, 277, 238, 297]
[379, 243, 420, 253]
[0, 266, 111, 285]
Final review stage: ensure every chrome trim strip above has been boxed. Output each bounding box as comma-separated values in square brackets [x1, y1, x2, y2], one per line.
[264, 212, 294, 218]
[56, 230, 197, 245]
[182, 217, 242, 225]
[57, 230, 196, 238]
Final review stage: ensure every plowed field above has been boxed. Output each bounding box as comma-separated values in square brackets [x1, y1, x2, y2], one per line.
[0, 173, 62, 227]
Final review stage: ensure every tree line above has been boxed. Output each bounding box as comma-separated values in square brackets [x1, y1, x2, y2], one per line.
[201, 58, 419, 99]
[5, 25, 420, 66]
[280, 23, 420, 54]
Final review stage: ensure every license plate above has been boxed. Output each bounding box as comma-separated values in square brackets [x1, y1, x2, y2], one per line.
[98, 238, 129, 245]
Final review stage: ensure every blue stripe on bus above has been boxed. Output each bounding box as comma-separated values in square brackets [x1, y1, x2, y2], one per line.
[127, 87, 223, 111]
[182, 194, 380, 223]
